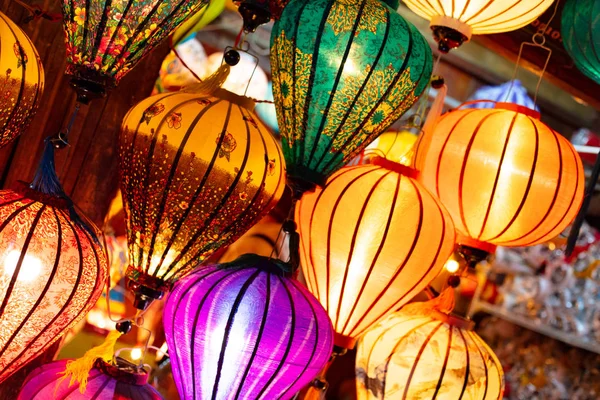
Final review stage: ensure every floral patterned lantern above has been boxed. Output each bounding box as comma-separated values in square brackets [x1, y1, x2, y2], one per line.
[0, 11, 44, 148]
[60, 0, 209, 102]
[296, 161, 455, 348]
[18, 359, 162, 399]
[561, 0, 600, 85]
[119, 88, 285, 309]
[271, 0, 432, 189]
[164, 255, 333, 400]
[356, 307, 504, 399]
[0, 181, 108, 383]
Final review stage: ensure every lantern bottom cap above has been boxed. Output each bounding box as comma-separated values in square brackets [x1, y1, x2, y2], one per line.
[333, 332, 356, 350]
[430, 16, 471, 53]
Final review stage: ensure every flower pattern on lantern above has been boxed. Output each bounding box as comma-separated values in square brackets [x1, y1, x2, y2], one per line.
[0, 185, 108, 384]
[0, 12, 44, 148]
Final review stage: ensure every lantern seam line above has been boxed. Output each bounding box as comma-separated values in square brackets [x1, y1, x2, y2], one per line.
[431, 324, 453, 398]
[457, 327, 470, 399]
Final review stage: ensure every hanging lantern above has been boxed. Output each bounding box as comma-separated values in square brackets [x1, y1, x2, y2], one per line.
[235, 0, 291, 32]
[271, 0, 432, 189]
[163, 254, 333, 399]
[0, 180, 108, 383]
[296, 161, 455, 348]
[18, 359, 162, 399]
[60, 0, 209, 102]
[0, 11, 44, 148]
[402, 0, 554, 52]
[561, 0, 600, 85]
[356, 308, 504, 399]
[364, 130, 417, 165]
[415, 103, 584, 249]
[119, 89, 285, 309]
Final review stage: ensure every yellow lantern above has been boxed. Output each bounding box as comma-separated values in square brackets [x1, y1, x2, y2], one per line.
[0, 11, 44, 148]
[402, 0, 554, 52]
[364, 130, 417, 165]
[356, 308, 504, 399]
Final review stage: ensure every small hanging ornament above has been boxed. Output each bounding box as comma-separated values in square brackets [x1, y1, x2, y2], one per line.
[0, 139, 108, 384]
[119, 85, 285, 309]
[271, 0, 432, 191]
[234, 0, 291, 32]
[163, 254, 333, 400]
[0, 11, 44, 148]
[18, 358, 162, 399]
[561, 0, 600, 85]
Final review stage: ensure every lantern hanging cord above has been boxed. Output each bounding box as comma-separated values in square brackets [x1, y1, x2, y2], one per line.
[13, 0, 61, 23]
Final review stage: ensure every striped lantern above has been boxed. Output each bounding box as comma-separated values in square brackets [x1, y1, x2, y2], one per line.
[561, 0, 600, 85]
[119, 88, 285, 309]
[356, 308, 504, 399]
[0, 11, 44, 148]
[414, 103, 585, 248]
[0, 183, 108, 383]
[163, 255, 334, 400]
[296, 161, 455, 348]
[18, 359, 162, 399]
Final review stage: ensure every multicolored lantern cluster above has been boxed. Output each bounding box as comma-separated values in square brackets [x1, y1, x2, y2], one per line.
[119, 88, 285, 308]
[414, 103, 584, 249]
[561, 0, 600, 85]
[296, 161, 455, 348]
[164, 255, 333, 399]
[0, 11, 44, 148]
[271, 0, 432, 188]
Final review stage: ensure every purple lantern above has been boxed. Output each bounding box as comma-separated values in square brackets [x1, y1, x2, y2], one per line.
[164, 254, 334, 399]
[18, 359, 163, 399]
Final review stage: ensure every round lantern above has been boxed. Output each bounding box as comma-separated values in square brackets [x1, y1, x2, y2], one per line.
[60, 0, 209, 102]
[271, 0, 432, 188]
[0, 184, 108, 383]
[163, 254, 334, 400]
[296, 161, 455, 348]
[402, 0, 554, 52]
[18, 359, 162, 399]
[364, 130, 417, 165]
[356, 309, 504, 399]
[561, 0, 600, 85]
[0, 11, 44, 148]
[415, 103, 585, 248]
[119, 88, 285, 309]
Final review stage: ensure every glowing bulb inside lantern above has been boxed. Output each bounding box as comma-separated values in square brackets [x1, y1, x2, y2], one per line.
[3, 250, 42, 283]
[130, 348, 143, 361]
[445, 259, 460, 273]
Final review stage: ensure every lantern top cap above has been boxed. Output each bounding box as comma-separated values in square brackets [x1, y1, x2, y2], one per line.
[94, 358, 149, 386]
[371, 156, 419, 179]
[493, 102, 541, 119]
[218, 253, 294, 277]
[430, 310, 475, 330]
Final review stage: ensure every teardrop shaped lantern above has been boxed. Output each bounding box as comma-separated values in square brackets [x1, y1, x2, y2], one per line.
[402, 0, 554, 52]
[18, 359, 162, 399]
[0, 11, 44, 148]
[119, 89, 285, 309]
[60, 0, 209, 101]
[356, 308, 504, 399]
[0, 179, 108, 383]
[296, 161, 455, 349]
[163, 254, 333, 400]
[415, 103, 584, 249]
[561, 0, 600, 85]
[271, 0, 432, 188]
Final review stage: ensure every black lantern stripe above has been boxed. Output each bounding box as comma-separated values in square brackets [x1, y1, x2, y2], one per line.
[100, 0, 133, 66]
[431, 325, 454, 399]
[305, 0, 369, 165]
[89, 0, 113, 62]
[89, 374, 112, 399]
[312, 5, 392, 171]
[145, 99, 225, 274]
[457, 328, 471, 400]
[0, 14, 27, 134]
[210, 269, 261, 399]
[335, 170, 393, 329]
[468, 330, 491, 399]
[339, 169, 401, 334]
[80, 0, 91, 53]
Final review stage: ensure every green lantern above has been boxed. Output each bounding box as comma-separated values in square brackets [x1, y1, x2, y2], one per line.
[270, 0, 432, 189]
[562, 0, 600, 85]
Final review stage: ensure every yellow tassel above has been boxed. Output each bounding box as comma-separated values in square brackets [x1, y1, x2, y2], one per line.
[402, 287, 456, 317]
[184, 63, 231, 95]
[59, 330, 122, 394]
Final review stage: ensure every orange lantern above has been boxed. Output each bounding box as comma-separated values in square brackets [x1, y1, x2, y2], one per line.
[415, 103, 584, 248]
[0, 11, 44, 148]
[296, 160, 455, 348]
[0, 182, 108, 383]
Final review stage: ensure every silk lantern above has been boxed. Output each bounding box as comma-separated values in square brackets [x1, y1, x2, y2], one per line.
[271, 0, 432, 188]
[415, 102, 584, 249]
[60, 0, 209, 102]
[296, 161, 455, 348]
[0, 182, 108, 383]
[0, 11, 44, 148]
[356, 309, 504, 399]
[119, 88, 285, 309]
[561, 0, 600, 85]
[364, 130, 417, 165]
[402, 0, 554, 52]
[163, 254, 333, 400]
[18, 359, 162, 399]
